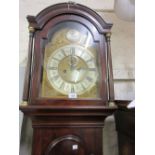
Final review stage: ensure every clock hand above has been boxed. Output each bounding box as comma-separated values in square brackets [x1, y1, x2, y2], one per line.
[69, 47, 77, 70]
[69, 57, 74, 70]
[70, 48, 74, 70]
[77, 67, 86, 71]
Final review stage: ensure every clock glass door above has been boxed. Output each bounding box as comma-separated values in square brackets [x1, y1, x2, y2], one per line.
[40, 21, 102, 99]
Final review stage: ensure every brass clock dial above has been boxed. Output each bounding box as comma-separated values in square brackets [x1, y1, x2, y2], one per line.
[41, 22, 101, 99]
[46, 45, 97, 95]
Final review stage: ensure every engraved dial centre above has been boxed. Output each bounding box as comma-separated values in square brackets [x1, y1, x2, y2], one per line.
[58, 55, 88, 83]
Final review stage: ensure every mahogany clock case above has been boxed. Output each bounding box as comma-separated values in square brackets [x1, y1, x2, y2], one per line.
[20, 2, 117, 155]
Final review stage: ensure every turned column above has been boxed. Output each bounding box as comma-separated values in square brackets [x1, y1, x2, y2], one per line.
[105, 32, 115, 102]
[22, 26, 35, 102]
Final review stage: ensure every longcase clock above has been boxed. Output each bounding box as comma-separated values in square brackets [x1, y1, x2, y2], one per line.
[20, 2, 116, 155]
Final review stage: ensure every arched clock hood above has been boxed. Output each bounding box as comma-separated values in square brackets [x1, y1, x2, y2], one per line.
[27, 2, 113, 33]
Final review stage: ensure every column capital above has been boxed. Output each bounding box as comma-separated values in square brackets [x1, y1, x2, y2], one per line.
[20, 101, 28, 106]
[28, 26, 35, 33]
[106, 32, 111, 37]
[105, 32, 111, 41]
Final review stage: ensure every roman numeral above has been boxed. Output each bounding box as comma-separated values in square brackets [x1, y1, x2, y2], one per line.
[71, 85, 75, 93]
[86, 76, 93, 82]
[47, 67, 58, 70]
[51, 75, 59, 81]
[88, 68, 96, 71]
[86, 58, 94, 63]
[70, 47, 75, 56]
[59, 82, 65, 89]
[81, 83, 86, 90]
[52, 57, 60, 61]
[61, 49, 66, 56]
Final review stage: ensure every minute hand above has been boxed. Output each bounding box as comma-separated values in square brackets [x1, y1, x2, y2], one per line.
[70, 47, 75, 69]
[77, 67, 96, 71]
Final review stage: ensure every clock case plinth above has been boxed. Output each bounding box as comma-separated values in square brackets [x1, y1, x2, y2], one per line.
[20, 3, 116, 155]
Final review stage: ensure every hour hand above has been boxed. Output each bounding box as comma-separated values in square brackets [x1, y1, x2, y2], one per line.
[77, 67, 86, 71]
